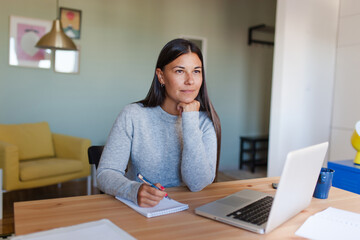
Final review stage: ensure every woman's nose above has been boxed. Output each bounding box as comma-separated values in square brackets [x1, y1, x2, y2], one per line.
[185, 73, 194, 85]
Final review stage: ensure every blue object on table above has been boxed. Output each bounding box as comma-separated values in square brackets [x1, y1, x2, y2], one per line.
[313, 168, 335, 199]
[328, 160, 360, 194]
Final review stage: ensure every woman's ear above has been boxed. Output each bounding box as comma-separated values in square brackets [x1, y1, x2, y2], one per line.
[156, 68, 164, 85]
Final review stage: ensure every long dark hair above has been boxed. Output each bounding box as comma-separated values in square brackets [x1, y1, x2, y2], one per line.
[138, 38, 221, 181]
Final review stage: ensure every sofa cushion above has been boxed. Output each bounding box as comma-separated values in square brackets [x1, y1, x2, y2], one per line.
[19, 158, 83, 181]
[0, 122, 55, 160]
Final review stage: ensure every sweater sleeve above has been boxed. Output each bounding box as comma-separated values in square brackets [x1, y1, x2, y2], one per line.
[181, 111, 217, 192]
[96, 106, 142, 204]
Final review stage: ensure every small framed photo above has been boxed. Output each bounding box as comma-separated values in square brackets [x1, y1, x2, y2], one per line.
[54, 46, 80, 74]
[181, 35, 207, 66]
[9, 15, 52, 69]
[60, 7, 82, 39]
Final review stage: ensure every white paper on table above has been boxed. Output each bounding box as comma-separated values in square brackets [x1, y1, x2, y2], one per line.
[295, 207, 360, 240]
[12, 219, 136, 240]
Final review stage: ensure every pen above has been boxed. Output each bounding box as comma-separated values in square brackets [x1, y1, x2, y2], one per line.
[137, 173, 170, 199]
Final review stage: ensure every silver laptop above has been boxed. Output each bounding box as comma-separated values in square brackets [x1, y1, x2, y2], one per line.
[195, 142, 328, 234]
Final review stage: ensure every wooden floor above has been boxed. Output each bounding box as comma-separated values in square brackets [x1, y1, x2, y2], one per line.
[0, 169, 266, 238]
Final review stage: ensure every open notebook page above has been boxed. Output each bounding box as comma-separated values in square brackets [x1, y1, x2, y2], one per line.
[116, 196, 189, 218]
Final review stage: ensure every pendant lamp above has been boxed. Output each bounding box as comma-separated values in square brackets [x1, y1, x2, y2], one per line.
[36, 0, 77, 50]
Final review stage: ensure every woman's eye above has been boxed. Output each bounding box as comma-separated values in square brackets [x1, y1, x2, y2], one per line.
[175, 69, 183, 73]
[194, 70, 201, 74]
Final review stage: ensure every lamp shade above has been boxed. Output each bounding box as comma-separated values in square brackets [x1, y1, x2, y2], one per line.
[36, 19, 77, 50]
[351, 121, 360, 165]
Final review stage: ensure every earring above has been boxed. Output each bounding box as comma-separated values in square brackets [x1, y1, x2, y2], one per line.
[161, 83, 164, 87]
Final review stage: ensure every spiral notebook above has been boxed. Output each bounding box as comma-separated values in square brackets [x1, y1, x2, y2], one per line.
[116, 196, 189, 218]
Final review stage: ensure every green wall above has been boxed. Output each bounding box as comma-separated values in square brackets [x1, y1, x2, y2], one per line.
[0, 0, 276, 170]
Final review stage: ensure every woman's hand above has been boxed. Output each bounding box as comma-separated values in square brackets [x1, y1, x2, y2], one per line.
[137, 183, 167, 207]
[177, 100, 200, 114]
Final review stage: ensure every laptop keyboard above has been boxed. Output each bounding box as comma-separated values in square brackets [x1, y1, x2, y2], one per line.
[226, 196, 274, 226]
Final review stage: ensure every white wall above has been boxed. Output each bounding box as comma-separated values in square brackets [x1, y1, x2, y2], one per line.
[268, 0, 339, 176]
[329, 0, 360, 162]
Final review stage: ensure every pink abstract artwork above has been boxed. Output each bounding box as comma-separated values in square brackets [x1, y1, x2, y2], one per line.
[16, 23, 47, 61]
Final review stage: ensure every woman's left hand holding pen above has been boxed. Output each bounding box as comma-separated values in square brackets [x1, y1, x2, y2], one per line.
[137, 183, 167, 207]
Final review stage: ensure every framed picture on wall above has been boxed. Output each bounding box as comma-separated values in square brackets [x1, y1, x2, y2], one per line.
[9, 15, 52, 69]
[60, 7, 82, 39]
[54, 45, 80, 74]
[181, 35, 207, 66]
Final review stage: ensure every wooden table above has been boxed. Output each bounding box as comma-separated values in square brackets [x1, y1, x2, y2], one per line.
[14, 177, 360, 239]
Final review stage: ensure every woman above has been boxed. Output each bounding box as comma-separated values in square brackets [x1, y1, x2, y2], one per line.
[97, 38, 221, 207]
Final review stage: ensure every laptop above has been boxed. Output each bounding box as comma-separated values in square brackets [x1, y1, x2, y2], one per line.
[195, 142, 328, 234]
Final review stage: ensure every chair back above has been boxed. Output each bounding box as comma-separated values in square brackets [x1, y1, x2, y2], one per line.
[88, 145, 104, 169]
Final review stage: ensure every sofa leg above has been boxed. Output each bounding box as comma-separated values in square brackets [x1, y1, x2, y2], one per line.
[87, 176, 91, 195]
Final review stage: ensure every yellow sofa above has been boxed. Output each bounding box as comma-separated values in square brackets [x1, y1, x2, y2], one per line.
[0, 122, 91, 191]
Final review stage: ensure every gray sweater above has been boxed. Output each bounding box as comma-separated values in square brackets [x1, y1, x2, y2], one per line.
[97, 103, 217, 205]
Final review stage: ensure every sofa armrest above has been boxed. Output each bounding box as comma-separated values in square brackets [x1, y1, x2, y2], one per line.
[52, 133, 91, 162]
[0, 140, 20, 190]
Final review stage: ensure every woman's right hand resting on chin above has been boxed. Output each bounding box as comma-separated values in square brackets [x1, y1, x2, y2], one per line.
[177, 100, 200, 114]
[137, 183, 168, 207]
